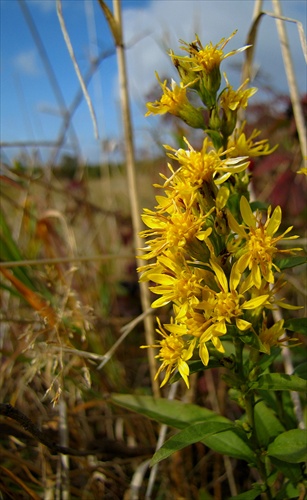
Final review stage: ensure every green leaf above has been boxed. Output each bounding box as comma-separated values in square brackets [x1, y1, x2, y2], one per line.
[257, 348, 280, 372]
[284, 317, 307, 335]
[267, 429, 307, 463]
[254, 400, 285, 448]
[250, 373, 307, 392]
[270, 457, 303, 484]
[275, 477, 302, 499]
[250, 201, 268, 212]
[239, 329, 266, 351]
[148, 413, 255, 465]
[150, 421, 233, 465]
[110, 394, 255, 462]
[274, 255, 307, 270]
[110, 394, 229, 429]
[294, 361, 307, 380]
[202, 426, 255, 463]
[230, 486, 262, 500]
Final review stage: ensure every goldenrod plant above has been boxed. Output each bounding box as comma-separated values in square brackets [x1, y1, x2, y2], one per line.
[113, 32, 307, 499]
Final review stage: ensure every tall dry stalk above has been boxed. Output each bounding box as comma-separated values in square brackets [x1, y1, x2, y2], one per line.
[98, 0, 160, 397]
[272, 0, 307, 168]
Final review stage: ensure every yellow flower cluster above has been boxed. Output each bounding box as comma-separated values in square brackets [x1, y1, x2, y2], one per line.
[139, 33, 300, 388]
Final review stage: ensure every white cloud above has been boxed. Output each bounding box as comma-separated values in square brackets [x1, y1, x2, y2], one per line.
[122, 0, 306, 101]
[13, 49, 41, 76]
[30, 0, 55, 14]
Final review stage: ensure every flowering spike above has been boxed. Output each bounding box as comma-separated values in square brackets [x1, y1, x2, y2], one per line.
[139, 33, 301, 389]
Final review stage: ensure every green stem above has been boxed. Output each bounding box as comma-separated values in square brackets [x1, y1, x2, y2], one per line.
[243, 391, 274, 500]
[234, 340, 273, 500]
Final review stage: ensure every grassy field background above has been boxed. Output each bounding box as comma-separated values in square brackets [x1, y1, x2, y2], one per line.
[1, 3, 307, 498]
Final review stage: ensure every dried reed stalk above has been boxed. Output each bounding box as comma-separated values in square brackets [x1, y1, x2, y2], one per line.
[272, 0, 307, 168]
[98, 0, 159, 397]
[243, 0, 307, 169]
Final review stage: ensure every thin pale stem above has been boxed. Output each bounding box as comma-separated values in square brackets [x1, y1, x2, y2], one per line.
[99, 0, 159, 396]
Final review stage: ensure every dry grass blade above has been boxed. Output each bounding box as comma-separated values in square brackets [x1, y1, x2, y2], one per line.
[97, 0, 122, 46]
[0, 465, 41, 500]
[271, 0, 307, 167]
[56, 0, 99, 139]
[0, 267, 58, 327]
[0, 253, 134, 268]
[243, 2, 307, 168]
[98, 0, 159, 396]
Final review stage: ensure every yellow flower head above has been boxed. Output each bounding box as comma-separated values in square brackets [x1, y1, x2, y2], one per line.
[218, 77, 257, 136]
[227, 123, 278, 158]
[141, 318, 196, 388]
[197, 260, 269, 340]
[227, 196, 300, 289]
[177, 31, 249, 75]
[145, 73, 205, 128]
[165, 137, 250, 187]
[165, 261, 269, 366]
[148, 252, 205, 309]
[171, 31, 251, 102]
[259, 317, 287, 354]
[297, 166, 307, 175]
[140, 205, 212, 260]
[220, 77, 257, 112]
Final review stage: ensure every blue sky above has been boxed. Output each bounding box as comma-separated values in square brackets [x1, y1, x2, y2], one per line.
[1, 0, 306, 165]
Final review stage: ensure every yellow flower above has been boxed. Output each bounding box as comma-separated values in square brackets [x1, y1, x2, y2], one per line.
[197, 260, 269, 349]
[220, 77, 257, 112]
[148, 252, 205, 308]
[167, 31, 251, 109]
[165, 261, 269, 366]
[227, 122, 278, 158]
[165, 308, 225, 366]
[227, 196, 300, 289]
[259, 316, 297, 354]
[165, 137, 250, 187]
[181, 31, 249, 73]
[173, 31, 250, 93]
[218, 77, 257, 136]
[141, 318, 197, 388]
[145, 73, 205, 128]
[140, 205, 212, 260]
[297, 166, 307, 175]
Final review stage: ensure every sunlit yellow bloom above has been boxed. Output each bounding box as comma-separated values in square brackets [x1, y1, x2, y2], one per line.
[227, 196, 300, 289]
[165, 308, 225, 367]
[165, 261, 269, 366]
[220, 77, 257, 112]
[140, 205, 212, 260]
[141, 318, 197, 388]
[297, 166, 307, 175]
[258, 317, 296, 354]
[197, 260, 269, 346]
[165, 137, 250, 187]
[227, 123, 278, 158]
[145, 73, 205, 128]
[218, 77, 257, 136]
[148, 253, 206, 308]
[180, 31, 250, 72]
[154, 174, 200, 213]
[167, 31, 251, 109]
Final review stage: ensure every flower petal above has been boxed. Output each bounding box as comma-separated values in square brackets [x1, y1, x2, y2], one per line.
[243, 294, 269, 309]
[240, 196, 256, 228]
[236, 318, 251, 331]
[266, 205, 282, 235]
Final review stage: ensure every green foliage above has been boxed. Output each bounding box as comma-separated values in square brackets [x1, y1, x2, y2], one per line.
[250, 373, 307, 392]
[151, 421, 255, 465]
[284, 317, 307, 335]
[267, 429, 307, 463]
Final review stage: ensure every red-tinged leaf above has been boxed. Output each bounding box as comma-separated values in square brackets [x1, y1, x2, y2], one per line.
[0, 268, 57, 327]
